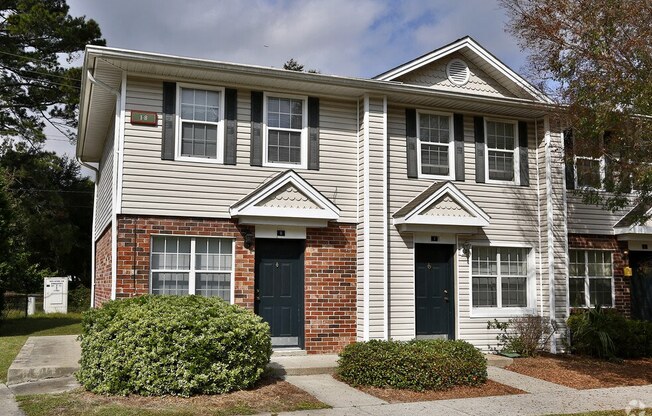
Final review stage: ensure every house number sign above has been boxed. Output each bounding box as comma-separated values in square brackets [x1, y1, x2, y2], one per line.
[130, 110, 158, 126]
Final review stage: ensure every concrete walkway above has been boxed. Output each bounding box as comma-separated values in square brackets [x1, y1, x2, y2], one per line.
[7, 335, 80, 385]
[0, 384, 25, 416]
[488, 366, 575, 393]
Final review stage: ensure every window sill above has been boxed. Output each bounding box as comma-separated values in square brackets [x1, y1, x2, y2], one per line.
[262, 161, 306, 170]
[470, 307, 535, 318]
[485, 178, 518, 186]
[417, 173, 454, 181]
[176, 155, 224, 164]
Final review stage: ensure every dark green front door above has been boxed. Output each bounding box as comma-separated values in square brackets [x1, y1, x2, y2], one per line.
[415, 244, 454, 339]
[630, 251, 652, 321]
[255, 239, 304, 347]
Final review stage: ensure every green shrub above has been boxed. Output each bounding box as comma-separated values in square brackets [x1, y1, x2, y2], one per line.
[68, 285, 91, 312]
[76, 295, 272, 396]
[487, 315, 554, 357]
[567, 307, 652, 359]
[337, 339, 487, 391]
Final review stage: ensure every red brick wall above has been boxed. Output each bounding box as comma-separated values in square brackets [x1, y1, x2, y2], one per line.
[115, 215, 255, 309]
[304, 224, 357, 354]
[94, 225, 112, 307]
[111, 215, 357, 353]
[568, 234, 631, 317]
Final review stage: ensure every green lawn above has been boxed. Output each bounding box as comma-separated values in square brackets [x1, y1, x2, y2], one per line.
[0, 313, 83, 383]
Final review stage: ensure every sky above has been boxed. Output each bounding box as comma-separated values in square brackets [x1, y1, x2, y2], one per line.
[44, 0, 529, 165]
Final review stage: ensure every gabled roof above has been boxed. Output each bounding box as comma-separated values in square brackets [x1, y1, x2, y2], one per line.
[614, 202, 652, 237]
[393, 181, 490, 228]
[229, 170, 340, 227]
[374, 36, 552, 104]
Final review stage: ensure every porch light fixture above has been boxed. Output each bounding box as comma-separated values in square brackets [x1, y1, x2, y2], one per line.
[462, 241, 472, 258]
[244, 231, 254, 249]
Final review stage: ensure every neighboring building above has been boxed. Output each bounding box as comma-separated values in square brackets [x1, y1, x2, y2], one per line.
[76, 37, 649, 354]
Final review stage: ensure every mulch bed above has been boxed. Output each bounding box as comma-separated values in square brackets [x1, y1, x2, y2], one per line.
[356, 380, 525, 403]
[506, 353, 652, 389]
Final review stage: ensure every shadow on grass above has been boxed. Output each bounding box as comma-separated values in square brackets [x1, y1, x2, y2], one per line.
[0, 313, 83, 337]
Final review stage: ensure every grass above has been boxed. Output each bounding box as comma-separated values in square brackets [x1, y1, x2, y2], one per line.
[16, 383, 329, 416]
[0, 312, 83, 382]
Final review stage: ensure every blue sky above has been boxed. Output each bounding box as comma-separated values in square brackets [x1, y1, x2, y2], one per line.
[47, 0, 529, 161]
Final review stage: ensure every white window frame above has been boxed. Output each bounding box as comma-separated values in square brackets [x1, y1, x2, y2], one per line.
[568, 249, 615, 308]
[175, 83, 225, 164]
[416, 110, 455, 180]
[484, 118, 520, 186]
[574, 155, 606, 190]
[470, 245, 536, 318]
[149, 235, 235, 304]
[263, 92, 308, 169]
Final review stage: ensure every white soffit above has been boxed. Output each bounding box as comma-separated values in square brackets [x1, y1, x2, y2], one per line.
[393, 181, 490, 228]
[229, 170, 340, 226]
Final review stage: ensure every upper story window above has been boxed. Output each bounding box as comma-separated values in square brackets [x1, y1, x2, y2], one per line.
[417, 112, 454, 179]
[472, 246, 531, 312]
[575, 157, 604, 189]
[264, 95, 307, 168]
[151, 236, 234, 302]
[485, 120, 519, 184]
[569, 250, 613, 307]
[177, 84, 224, 162]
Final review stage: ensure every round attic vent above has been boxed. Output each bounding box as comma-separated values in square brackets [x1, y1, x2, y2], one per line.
[446, 58, 470, 86]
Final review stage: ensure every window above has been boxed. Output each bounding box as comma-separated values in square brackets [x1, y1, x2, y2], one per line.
[472, 247, 529, 309]
[265, 95, 306, 167]
[418, 112, 454, 178]
[575, 157, 603, 188]
[569, 250, 613, 307]
[151, 236, 233, 302]
[177, 85, 224, 161]
[486, 120, 518, 183]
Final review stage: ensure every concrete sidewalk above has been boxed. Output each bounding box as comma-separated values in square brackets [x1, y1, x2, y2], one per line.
[0, 384, 25, 416]
[7, 335, 80, 385]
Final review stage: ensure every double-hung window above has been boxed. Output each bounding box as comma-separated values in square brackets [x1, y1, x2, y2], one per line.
[472, 247, 530, 310]
[569, 250, 613, 307]
[418, 112, 454, 178]
[151, 236, 234, 302]
[486, 120, 519, 183]
[264, 95, 307, 168]
[177, 84, 224, 162]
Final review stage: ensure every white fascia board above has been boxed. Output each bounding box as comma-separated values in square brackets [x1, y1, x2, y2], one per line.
[615, 226, 652, 236]
[236, 206, 339, 220]
[237, 216, 329, 228]
[395, 215, 489, 227]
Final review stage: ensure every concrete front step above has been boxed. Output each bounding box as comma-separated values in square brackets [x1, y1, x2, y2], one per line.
[7, 335, 80, 386]
[485, 353, 514, 368]
[267, 354, 339, 376]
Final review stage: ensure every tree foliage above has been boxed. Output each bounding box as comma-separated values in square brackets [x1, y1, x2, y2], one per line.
[501, 0, 652, 215]
[0, 144, 93, 294]
[283, 58, 320, 74]
[0, 0, 104, 144]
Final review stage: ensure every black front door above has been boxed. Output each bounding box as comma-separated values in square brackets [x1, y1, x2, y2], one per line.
[255, 239, 304, 347]
[630, 251, 652, 321]
[415, 244, 454, 339]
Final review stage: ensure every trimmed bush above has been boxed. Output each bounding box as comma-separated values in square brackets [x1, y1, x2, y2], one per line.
[77, 295, 272, 396]
[338, 339, 487, 391]
[567, 307, 652, 359]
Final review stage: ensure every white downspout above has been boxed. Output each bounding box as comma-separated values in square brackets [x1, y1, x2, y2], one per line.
[77, 158, 98, 307]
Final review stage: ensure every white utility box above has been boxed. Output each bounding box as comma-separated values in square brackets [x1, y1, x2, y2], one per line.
[44, 277, 68, 314]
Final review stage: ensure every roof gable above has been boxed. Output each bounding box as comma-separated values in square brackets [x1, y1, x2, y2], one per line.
[393, 181, 490, 228]
[229, 170, 340, 226]
[374, 36, 552, 104]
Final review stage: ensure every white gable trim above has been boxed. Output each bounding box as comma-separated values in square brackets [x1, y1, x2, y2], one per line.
[393, 182, 490, 228]
[375, 37, 553, 104]
[229, 170, 340, 224]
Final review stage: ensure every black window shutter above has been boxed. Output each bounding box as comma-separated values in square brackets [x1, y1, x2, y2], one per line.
[454, 113, 465, 181]
[406, 108, 418, 178]
[307, 97, 320, 170]
[474, 116, 485, 183]
[250, 91, 263, 166]
[518, 121, 529, 186]
[224, 88, 238, 165]
[564, 129, 575, 190]
[161, 82, 176, 160]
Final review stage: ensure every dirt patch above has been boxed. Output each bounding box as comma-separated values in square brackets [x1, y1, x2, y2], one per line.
[17, 377, 328, 416]
[357, 380, 525, 403]
[507, 353, 652, 390]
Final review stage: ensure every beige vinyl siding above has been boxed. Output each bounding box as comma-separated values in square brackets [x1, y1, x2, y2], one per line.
[395, 53, 516, 99]
[567, 195, 627, 235]
[387, 105, 546, 348]
[120, 78, 358, 222]
[367, 97, 386, 339]
[94, 123, 114, 237]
